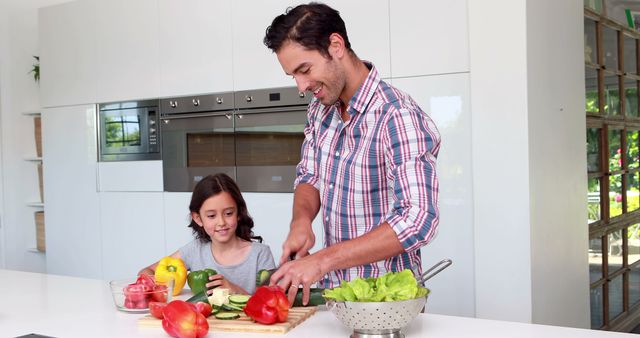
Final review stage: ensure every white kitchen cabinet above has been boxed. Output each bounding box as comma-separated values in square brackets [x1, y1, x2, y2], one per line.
[389, 0, 469, 78]
[100, 192, 165, 280]
[97, 161, 163, 192]
[39, 0, 97, 107]
[42, 105, 101, 279]
[163, 192, 194, 253]
[243, 192, 324, 266]
[392, 74, 474, 317]
[231, 0, 296, 90]
[93, 0, 160, 102]
[158, 0, 234, 96]
[323, 0, 391, 78]
[231, 1, 390, 91]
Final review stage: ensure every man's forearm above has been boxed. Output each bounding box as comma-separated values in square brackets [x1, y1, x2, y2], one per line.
[291, 183, 320, 227]
[316, 222, 404, 273]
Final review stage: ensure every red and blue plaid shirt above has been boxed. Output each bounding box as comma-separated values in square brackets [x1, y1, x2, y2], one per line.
[294, 63, 441, 288]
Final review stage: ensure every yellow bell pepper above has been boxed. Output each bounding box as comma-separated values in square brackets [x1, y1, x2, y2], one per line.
[155, 256, 187, 296]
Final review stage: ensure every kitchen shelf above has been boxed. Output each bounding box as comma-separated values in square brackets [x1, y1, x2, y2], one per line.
[26, 247, 44, 253]
[26, 202, 44, 208]
[21, 111, 41, 117]
[24, 156, 42, 162]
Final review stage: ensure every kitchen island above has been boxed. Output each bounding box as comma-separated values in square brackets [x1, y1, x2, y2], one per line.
[1, 269, 635, 338]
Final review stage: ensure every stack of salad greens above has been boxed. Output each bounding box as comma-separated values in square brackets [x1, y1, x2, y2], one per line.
[322, 269, 429, 302]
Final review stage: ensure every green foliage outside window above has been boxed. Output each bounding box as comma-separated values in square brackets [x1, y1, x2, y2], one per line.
[586, 90, 598, 113]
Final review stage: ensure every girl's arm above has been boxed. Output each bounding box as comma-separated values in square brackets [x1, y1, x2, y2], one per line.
[207, 275, 249, 295]
[138, 250, 181, 276]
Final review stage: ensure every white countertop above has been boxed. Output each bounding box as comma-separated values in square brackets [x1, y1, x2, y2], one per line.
[1, 269, 635, 338]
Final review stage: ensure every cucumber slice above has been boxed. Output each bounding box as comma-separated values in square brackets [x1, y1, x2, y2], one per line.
[221, 303, 244, 312]
[228, 294, 251, 304]
[215, 312, 240, 320]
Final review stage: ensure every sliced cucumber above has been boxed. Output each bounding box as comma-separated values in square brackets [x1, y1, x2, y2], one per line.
[221, 303, 244, 312]
[215, 312, 240, 320]
[228, 294, 250, 305]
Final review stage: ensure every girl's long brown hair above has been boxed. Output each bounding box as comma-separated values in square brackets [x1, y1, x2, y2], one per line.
[187, 173, 262, 243]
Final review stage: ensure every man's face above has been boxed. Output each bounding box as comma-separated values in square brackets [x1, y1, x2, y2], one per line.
[276, 41, 346, 106]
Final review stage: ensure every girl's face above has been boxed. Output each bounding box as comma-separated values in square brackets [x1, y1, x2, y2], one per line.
[192, 191, 238, 244]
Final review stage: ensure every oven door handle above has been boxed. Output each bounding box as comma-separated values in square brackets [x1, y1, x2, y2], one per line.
[160, 111, 233, 120]
[234, 105, 307, 116]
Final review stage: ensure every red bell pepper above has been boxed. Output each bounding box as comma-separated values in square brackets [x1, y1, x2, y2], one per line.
[162, 300, 209, 338]
[243, 286, 290, 325]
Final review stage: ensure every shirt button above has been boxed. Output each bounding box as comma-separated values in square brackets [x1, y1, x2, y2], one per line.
[325, 216, 329, 222]
[335, 151, 340, 157]
[329, 183, 334, 189]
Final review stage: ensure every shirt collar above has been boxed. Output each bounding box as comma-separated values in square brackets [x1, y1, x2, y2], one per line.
[345, 61, 380, 114]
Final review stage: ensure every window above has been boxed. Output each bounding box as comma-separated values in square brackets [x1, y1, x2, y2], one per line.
[586, 8, 640, 330]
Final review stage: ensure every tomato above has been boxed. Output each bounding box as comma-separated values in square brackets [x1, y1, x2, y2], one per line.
[124, 298, 137, 309]
[135, 274, 156, 293]
[149, 301, 167, 319]
[151, 284, 168, 303]
[194, 302, 212, 317]
[124, 283, 147, 303]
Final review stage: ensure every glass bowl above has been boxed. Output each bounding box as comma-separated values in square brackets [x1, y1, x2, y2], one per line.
[109, 277, 172, 313]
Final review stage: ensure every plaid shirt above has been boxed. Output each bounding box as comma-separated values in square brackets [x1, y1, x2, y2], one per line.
[294, 63, 441, 288]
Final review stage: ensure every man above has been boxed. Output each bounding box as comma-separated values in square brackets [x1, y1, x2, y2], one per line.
[263, 2, 440, 305]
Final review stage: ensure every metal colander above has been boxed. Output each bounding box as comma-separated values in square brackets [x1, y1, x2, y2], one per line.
[325, 259, 452, 338]
[327, 296, 427, 338]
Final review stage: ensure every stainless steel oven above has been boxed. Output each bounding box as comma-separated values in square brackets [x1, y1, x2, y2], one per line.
[98, 99, 160, 161]
[160, 87, 310, 192]
[160, 92, 235, 192]
[233, 88, 310, 192]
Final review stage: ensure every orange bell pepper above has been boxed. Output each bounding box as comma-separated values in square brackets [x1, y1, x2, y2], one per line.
[155, 256, 187, 296]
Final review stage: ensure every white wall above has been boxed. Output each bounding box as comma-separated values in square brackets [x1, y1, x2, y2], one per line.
[0, 4, 44, 272]
[468, 0, 533, 323]
[469, 0, 589, 328]
[526, 0, 589, 328]
[0, 0, 72, 271]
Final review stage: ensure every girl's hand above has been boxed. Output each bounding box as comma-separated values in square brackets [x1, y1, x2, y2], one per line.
[205, 274, 248, 295]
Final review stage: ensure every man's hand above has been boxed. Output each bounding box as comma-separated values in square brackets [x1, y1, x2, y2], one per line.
[280, 222, 315, 265]
[269, 254, 324, 306]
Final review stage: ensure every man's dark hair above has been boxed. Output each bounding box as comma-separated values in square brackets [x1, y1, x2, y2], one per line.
[264, 2, 351, 59]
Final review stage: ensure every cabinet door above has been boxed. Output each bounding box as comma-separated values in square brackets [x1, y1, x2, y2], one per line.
[163, 192, 194, 253]
[93, 0, 160, 102]
[390, 0, 469, 77]
[322, 0, 391, 78]
[158, 0, 233, 96]
[231, 0, 295, 90]
[393, 74, 474, 316]
[39, 1, 97, 107]
[100, 192, 165, 280]
[42, 105, 101, 279]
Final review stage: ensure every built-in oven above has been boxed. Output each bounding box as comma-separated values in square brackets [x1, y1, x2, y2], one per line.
[97, 99, 160, 161]
[159, 87, 310, 192]
[160, 92, 236, 192]
[233, 88, 310, 192]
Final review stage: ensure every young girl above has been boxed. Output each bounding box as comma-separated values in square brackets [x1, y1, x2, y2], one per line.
[139, 173, 276, 295]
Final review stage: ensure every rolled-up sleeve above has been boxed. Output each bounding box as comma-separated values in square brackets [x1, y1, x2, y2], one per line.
[294, 109, 320, 190]
[383, 106, 440, 252]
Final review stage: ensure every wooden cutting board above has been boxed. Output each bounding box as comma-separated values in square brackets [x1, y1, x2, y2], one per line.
[138, 306, 317, 334]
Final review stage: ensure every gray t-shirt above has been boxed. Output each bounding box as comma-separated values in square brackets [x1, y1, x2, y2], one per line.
[179, 239, 275, 294]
